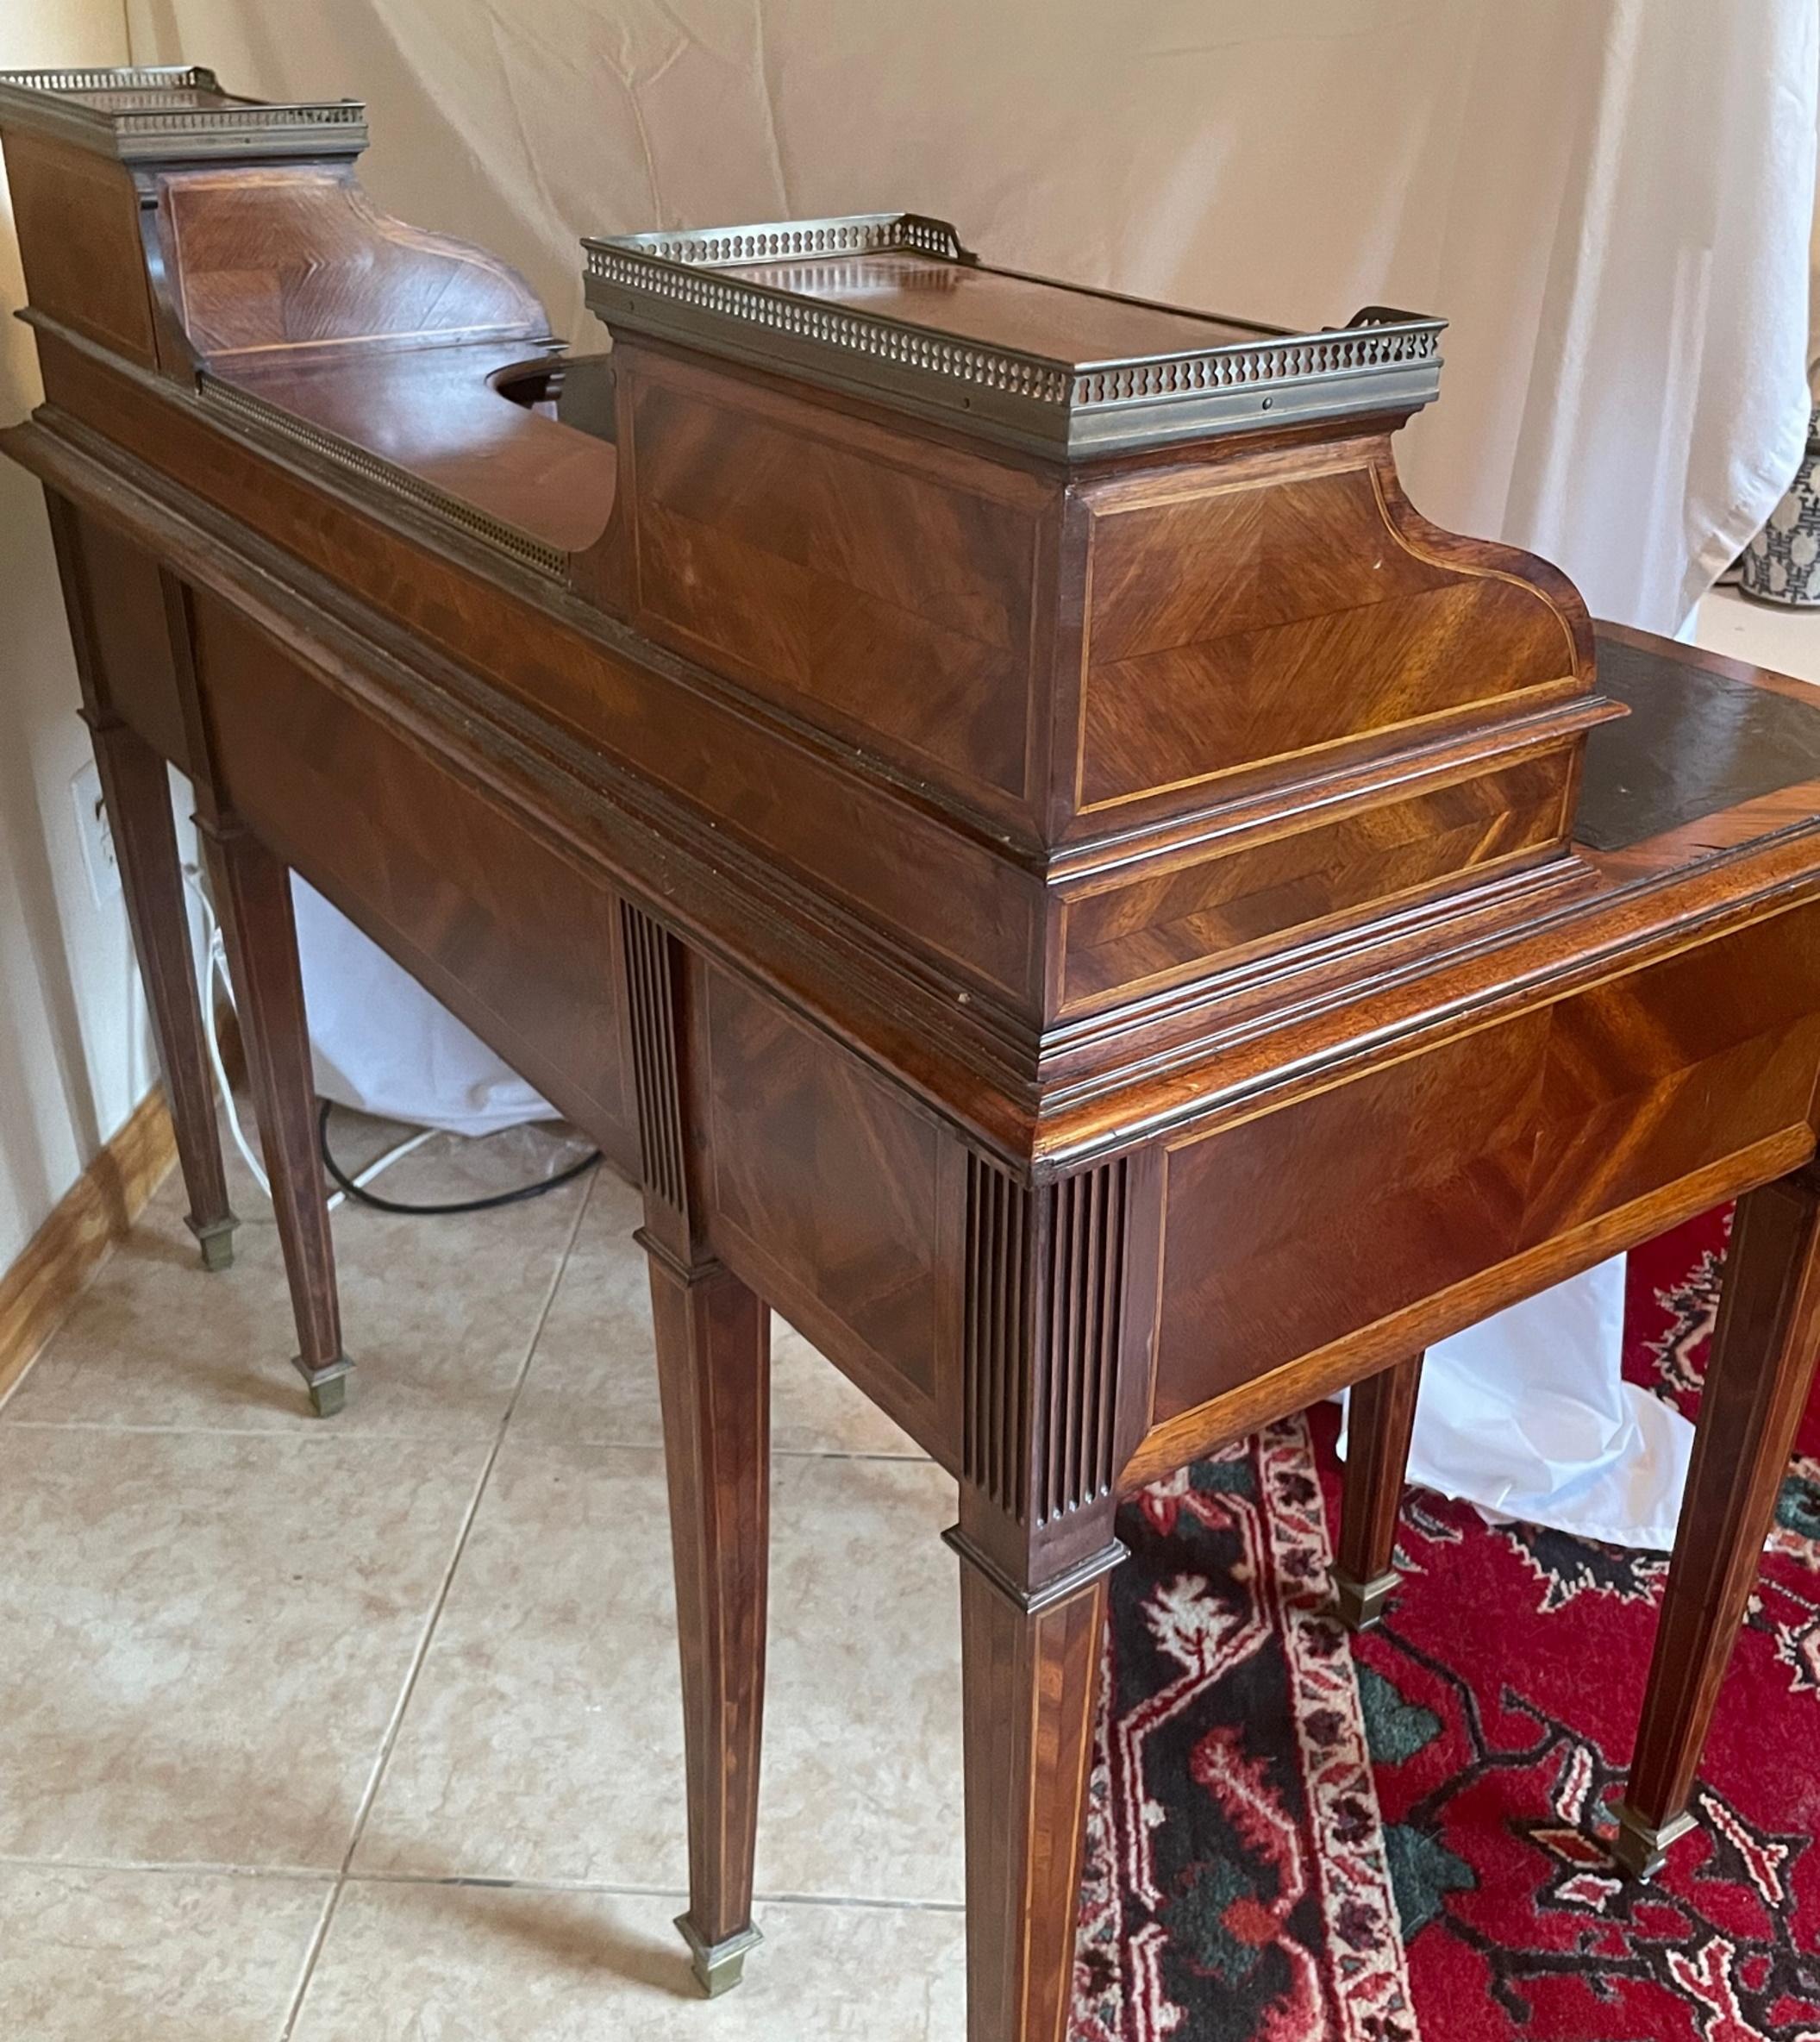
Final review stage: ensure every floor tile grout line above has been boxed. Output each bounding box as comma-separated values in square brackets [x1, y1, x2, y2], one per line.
[0, 1168, 938, 1465]
[0, 1854, 339, 1880]
[0, 1853, 967, 1916]
[279, 1169, 598, 2039]
[545, 1162, 603, 1297]
[339, 1872, 968, 1914]
[279, 1883, 344, 2042]
[336, 1161, 597, 1875]
[9, 1156, 961, 2021]
[772, 1446, 938, 1465]
[0, 1415, 938, 1467]
[748, 1889, 966, 1916]
[0, 1419, 557, 1441]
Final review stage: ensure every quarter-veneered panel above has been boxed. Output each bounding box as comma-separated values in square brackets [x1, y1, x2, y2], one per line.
[191, 594, 639, 1172]
[1154, 905, 1820, 1419]
[156, 164, 547, 360]
[1155, 1017, 1550, 1416]
[1079, 462, 1577, 811]
[703, 962, 947, 1438]
[3, 133, 156, 362]
[629, 367, 1037, 802]
[1521, 913, 1820, 1239]
[72, 513, 191, 772]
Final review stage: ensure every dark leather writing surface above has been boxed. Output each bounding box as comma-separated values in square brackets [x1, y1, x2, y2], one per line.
[1578, 634, 1820, 850]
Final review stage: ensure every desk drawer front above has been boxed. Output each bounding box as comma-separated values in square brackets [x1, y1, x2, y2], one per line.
[1152, 904, 1820, 1419]
[1056, 743, 1573, 1014]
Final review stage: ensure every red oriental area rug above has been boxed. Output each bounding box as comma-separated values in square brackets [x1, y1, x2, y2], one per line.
[1073, 1207, 1820, 2041]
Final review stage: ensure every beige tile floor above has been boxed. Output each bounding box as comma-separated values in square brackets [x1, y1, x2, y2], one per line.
[0, 1118, 965, 2039]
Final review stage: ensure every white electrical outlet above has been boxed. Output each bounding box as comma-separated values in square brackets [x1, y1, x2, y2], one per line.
[71, 758, 122, 906]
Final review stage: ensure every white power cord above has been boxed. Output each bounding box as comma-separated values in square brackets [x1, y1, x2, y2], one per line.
[181, 863, 435, 1212]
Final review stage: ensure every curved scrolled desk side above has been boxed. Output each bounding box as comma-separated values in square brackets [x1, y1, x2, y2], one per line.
[7, 64, 1820, 2041]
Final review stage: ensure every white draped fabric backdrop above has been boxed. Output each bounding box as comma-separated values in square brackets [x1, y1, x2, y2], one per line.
[128, 0, 1820, 1542]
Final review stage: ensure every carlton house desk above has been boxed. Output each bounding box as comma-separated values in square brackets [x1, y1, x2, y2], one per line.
[7, 66, 1820, 2042]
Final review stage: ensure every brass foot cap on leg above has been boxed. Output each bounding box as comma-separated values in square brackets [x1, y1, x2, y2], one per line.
[186, 1213, 239, 1274]
[1608, 1801, 1698, 1881]
[1331, 1568, 1400, 1632]
[294, 1354, 355, 1419]
[675, 1915, 761, 1998]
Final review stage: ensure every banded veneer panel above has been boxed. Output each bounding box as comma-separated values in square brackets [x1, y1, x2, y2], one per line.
[188, 592, 640, 1172]
[701, 962, 950, 1456]
[1152, 901, 1820, 1417]
[1058, 743, 1573, 1012]
[0, 134, 156, 364]
[624, 356, 1041, 806]
[60, 509, 192, 774]
[1078, 458, 1580, 812]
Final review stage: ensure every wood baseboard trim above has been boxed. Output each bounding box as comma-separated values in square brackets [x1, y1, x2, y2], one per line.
[0, 1085, 178, 1402]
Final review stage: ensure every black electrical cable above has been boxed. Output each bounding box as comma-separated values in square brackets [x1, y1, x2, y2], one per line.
[317, 1099, 600, 1216]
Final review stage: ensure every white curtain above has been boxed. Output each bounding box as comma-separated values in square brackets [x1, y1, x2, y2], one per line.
[128, 0, 1817, 630]
[121, 0, 1818, 1542]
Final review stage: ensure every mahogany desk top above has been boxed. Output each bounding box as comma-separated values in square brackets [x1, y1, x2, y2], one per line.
[6, 64, 1820, 2040]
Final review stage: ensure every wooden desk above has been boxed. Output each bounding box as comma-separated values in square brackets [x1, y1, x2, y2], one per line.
[6, 66, 1820, 2039]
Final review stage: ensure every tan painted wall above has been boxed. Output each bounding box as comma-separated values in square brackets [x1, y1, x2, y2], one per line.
[0, 3, 163, 1276]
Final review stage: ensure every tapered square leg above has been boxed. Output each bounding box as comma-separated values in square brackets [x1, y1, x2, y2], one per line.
[619, 900, 772, 1994]
[1612, 1164, 1820, 1877]
[646, 1241, 772, 1997]
[91, 717, 241, 1271]
[943, 1143, 1144, 2042]
[1333, 1350, 1424, 1632]
[620, 902, 772, 1994]
[45, 494, 237, 1274]
[203, 822, 352, 1414]
[952, 1538, 1110, 2042]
